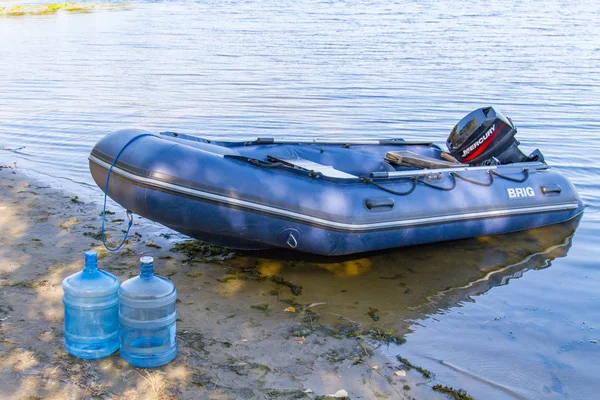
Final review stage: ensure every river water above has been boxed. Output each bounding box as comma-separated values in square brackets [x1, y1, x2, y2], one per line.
[1, 1, 599, 398]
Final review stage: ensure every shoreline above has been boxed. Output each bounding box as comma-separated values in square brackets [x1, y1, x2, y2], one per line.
[0, 167, 445, 399]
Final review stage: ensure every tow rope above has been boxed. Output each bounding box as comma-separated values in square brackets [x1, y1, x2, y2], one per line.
[361, 168, 529, 196]
[101, 133, 154, 252]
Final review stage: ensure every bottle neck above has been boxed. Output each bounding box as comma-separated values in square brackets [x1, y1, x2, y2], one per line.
[140, 262, 154, 279]
[84, 252, 98, 274]
[84, 261, 98, 274]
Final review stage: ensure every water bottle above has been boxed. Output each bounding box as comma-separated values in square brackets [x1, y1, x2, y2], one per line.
[62, 251, 120, 359]
[119, 256, 177, 367]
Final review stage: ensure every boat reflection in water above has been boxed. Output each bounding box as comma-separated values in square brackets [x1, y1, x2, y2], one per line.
[230, 216, 582, 332]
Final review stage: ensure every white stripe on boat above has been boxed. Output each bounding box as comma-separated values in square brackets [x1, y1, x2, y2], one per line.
[89, 155, 580, 232]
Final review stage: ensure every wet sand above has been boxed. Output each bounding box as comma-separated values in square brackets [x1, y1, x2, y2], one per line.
[0, 167, 446, 399]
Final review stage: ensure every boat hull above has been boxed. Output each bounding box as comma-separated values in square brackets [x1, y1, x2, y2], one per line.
[89, 129, 585, 255]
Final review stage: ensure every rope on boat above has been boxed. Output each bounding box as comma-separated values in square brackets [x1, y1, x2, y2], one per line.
[450, 168, 529, 187]
[450, 170, 494, 187]
[101, 133, 155, 252]
[417, 173, 457, 191]
[360, 176, 418, 195]
[361, 167, 530, 196]
[491, 168, 530, 182]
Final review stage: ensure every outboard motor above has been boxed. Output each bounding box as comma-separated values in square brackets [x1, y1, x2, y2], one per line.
[447, 107, 542, 166]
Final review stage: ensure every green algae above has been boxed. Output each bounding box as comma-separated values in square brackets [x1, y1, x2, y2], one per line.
[171, 240, 235, 263]
[83, 231, 104, 241]
[270, 275, 302, 296]
[367, 329, 406, 346]
[9, 279, 49, 289]
[250, 303, 270, 313]
[432, 385, 474, 400]
[367, 307, 380, 321]
[396, 355, 432, 379]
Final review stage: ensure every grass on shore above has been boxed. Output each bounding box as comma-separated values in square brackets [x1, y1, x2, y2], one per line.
[0, 3, 122, 16]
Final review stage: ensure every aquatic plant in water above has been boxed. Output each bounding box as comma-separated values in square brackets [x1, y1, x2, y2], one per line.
[0, 3, 124, 16]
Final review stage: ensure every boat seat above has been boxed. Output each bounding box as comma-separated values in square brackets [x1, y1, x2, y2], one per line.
[267, 155, 358, 179]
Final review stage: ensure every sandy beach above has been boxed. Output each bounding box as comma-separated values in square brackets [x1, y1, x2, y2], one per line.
[0, 166, 447, 400]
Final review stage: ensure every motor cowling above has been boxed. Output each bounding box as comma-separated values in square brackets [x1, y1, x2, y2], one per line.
[447, 106, 535, 165]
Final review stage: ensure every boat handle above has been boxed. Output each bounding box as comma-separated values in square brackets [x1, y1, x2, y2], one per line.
[365, 198, 395, 210]
[286, 232, 298, 249]
[541, 184, 562, 195]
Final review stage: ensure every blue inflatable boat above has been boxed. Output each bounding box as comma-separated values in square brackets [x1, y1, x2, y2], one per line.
[89, 107, 584, 256]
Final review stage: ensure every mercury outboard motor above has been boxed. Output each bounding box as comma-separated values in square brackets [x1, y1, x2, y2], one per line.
[447, 107, 541, 166]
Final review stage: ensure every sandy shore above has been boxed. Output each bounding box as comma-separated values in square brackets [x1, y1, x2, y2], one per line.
[0, 166, 446, 400]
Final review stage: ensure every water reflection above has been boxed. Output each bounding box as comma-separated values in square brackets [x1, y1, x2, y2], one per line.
[231, 216, 581, 332]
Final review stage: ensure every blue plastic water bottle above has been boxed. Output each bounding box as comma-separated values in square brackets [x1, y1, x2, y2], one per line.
[119, 256, 177, 367]
[62, 251, 120, 359]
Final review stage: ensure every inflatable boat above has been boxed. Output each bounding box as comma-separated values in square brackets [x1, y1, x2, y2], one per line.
[89, 107, 584, 255]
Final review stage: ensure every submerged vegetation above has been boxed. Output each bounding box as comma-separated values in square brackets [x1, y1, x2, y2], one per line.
[171, 240, 235, 263]
[0, 3, 124, 17]
[396, 355, 433, 379]
[432, 385, 475, 400]
[270, 274, 302, 296]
